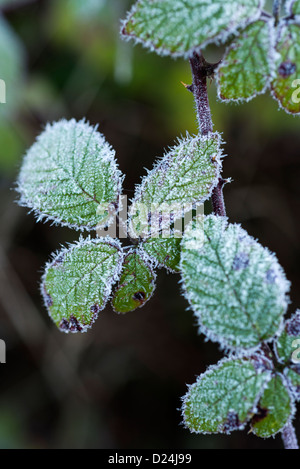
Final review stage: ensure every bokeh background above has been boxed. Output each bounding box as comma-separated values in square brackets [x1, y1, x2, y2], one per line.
[0, 0, 299, 449]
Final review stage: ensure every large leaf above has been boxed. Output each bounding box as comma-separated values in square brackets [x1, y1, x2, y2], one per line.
[217, 19, 274, 102]
[275, 310, 300, 365]
[0, 16, 25, 120]
[271, 21, 300, 114]
[251, 374, 293, 438]
[128, 134, 221, 240]
[17, 119, 123, 231]
[182, 356, 271, 434]
[141, 237, 181, 273]
[41, 237, 123, 333]
[180, 216, 290, 350]
[122, 0, 263, 58]
[111, 248, 156, 313]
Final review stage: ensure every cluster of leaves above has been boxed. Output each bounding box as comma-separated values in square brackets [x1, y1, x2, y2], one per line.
[122, 0, 300, 114]
[16, 0, 300, 443]
[180, 215, 300, 437]
[17, 119, 222, 331]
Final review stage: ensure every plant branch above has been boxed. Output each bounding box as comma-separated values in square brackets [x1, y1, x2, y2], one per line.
[273, 0, 282, 26]
[281, 422, 299, 450]
[189, 52, 226, 217]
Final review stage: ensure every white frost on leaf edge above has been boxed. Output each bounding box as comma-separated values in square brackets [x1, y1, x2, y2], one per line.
[41, 236, 124, 334]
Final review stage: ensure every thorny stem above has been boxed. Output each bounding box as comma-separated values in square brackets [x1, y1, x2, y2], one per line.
[273, 0, 282, 26]
[189, 52, 226, 217]
[281, 422, 299, 450]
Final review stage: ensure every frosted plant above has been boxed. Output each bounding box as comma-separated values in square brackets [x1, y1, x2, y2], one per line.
[17, 0, 300, 449]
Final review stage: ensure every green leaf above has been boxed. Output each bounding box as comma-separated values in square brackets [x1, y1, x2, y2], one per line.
[271, 21, 300, 114]
[251, 374, 293, 438]
[141, 237, 181, 273]
[122, 0, 263, 58]
[111, 248, 156, 313]
[0, 16, 25, 120]
[180, 215, 290, 350]
[275, 310, 300, 365]
[128, 134, 221, 239]
[285, 366, 300, 401]
[286, 0, 300, 15]
[182, 356, 271, 434]
[17, 119, 123, 231]
[217, 19, 274, 102]
[41, 237, 123, 333]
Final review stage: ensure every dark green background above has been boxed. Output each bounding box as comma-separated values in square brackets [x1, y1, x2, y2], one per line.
[0, 0, 299, 449]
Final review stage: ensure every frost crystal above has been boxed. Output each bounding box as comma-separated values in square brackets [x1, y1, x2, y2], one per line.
[17, 119, 124, 231]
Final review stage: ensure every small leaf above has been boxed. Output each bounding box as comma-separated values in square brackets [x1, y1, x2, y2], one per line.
[286, 0, 300, 16]
[128, 134, 221, 239]
[0, 16, 25, 120]
[41, 237, 123, 333]
[251, 374, 293, 438]
[217, 19, 274, 102]
[275, 310, 300, 365]
[17, 119, 123, 230]
[271, 21, 300, 114]
[111, 248, 156, 314]
[141, 237, 181, 273]
[182, 356, 271, 434]
[285, 366, 300, 401]
[180, 215, 290, 350]
[122, 0, 263, 58]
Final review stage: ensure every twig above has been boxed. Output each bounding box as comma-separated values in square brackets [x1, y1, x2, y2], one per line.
[189, 52, 226, 217]
[273, 0, 282, 26]
[281, 422, 299, 450]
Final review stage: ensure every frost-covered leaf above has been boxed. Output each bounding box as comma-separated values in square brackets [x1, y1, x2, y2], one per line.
[41, 237, 123, 333]
[122, 0, 263, 58]
[286, 0, 300, 15]
[128, 134, 221, 239]
[182, 356, 271, 434]
[17, 119, 123, 231]
[271, 21, 300, 114]
[251, 374, 293, 438]
[111, 248, 156, 314]
[275, 310, 300, 364]
[141, 237, 181, 273]
[217, 19, 274, 102]
[285, 366, 300, 401]
[180, 215, 290, 350]
[0, 16, 25, 120]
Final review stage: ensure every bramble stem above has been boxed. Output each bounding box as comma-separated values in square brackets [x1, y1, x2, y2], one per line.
[189, 52, 226, 217]
[281, 422, 299, 450]
[273, 0, 282, 26]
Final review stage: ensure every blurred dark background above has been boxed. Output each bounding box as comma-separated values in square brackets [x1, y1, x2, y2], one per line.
[0, 0, 299, 449]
